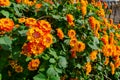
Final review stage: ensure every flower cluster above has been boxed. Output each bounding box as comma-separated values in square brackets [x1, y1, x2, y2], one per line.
[21, 18, 53, 56]
[80, 0, 88, 16]
[9, 60, 23, 73]
[68, 29, 85, 58]
[66, 14, 75, 26]
[0, 0, 10, 6]
[0, 18, 14, 32]
[28, 59, 40, 71]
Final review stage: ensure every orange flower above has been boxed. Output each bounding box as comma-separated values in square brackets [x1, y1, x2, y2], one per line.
[31, 43, 45, 55]
[0, 0, 10, 6]
[68, 29, 76, 38]
[114, 60, 120, 68]
[35, 3, 42, 9]
[103, 2, 108, 9]
[70, 48, 77, 58]
[18, 17, 26, 23]
[110, 62, 115, 75]
[90, 50, 97, 61]
[88, 16, 96, 29]
[81, 6, 87, 16]
[76, 41, 85, 52]
[25, 18, 37, 27]
[23, 0, 36, 6]
[101, 35, 109, 45]
[117, 24, 120, 28]
[37, 20, 52, 33]
[69, 38, 77, 47]
[56, 28, 64, 40]
[85, 62, 92, 75]
[66, 14, 74, 23]
[102, 44, 113, 57]
[43, 34, 53, 48]
[21, 42, 33, 56]
[28, 59, 40, 71]
[15, 65, 23, 73]
[16, 0, 21, 3]
[104, 57, 109, 65]
[27, 27, 43, 43]
[0, 18, 14, 32]
[109, 32, 114, 44]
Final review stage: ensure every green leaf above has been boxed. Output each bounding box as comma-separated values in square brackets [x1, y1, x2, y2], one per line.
[58, 56, 67, 68]
[1, 10, 9, 18]
[0, 73, 2, 80]
[0, 36, 12, 51]
[49, 76, 60, 80]
[33, 73, 47, 80]
[46, 65, 58, 77]
[49, 48, 58, 59]
[18, 30, 27, 36]
[49, 58, 56, 63]
[25, 57, 32, 62]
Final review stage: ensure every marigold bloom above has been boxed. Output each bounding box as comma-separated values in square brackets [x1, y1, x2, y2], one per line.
[0, 18, 14, 32]
[109, 32, 114, 44]
[66, 14, 74, 23]
[16, 0, 21, 3]
[90, 50, 97, 61]
[25, 18, 37, 27]
[70, 48, 77, 58]
[69, 38, 77, 47]
[27, 27, 43, 43]
[95, 1, 102, 8]
[85, 62, 92, 75]
[81, 0, 87, 6]
[110, 62, 115, 75]
[76, 41, 85, 52]
[68, 29, 76, 38]
[37, 20, 52, 33]
[0, 0, 10, 6]
[15, 65, 23, 73]
[114, 60, 120, 68]
[101, 35, 109, 44]
[104, 57, 109, 65]
[43, 34, 53, 48]
[81, 6, 87, 16]
[23, 0, 36, 6]
[35, 3, 42, 9]
[103, 2, 108, 9]
[31, 43, 45, 55]
[102, 44, 113, 57]
[21, 42, 33, 56]
[117, 24, 120, 28]
[28, 59, 40, 71]
[89, 16, 96, 29]
[56, 28, 64, 40]
[18, 17, 26, 23]
[97, 9, 105, 17]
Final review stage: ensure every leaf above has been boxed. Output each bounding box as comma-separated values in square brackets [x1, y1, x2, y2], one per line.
[49, 48, 58, 59]
[0, 36, 12, 51]
[49, 58, 56, 63]
[25, 57, 32, 62]
[49, 76, 60, 80]
[0, 73, 2, 80]
[46, 65, 58, 77]
[88, 36, 99, 50]
[18, 30, 27, 36]
[58, 56, 67, 68]
[1, 10, 9, 18]
[33, 73, 47, 80]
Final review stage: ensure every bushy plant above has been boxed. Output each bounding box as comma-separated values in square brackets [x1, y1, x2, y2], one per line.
[0, 0, 120, 80]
